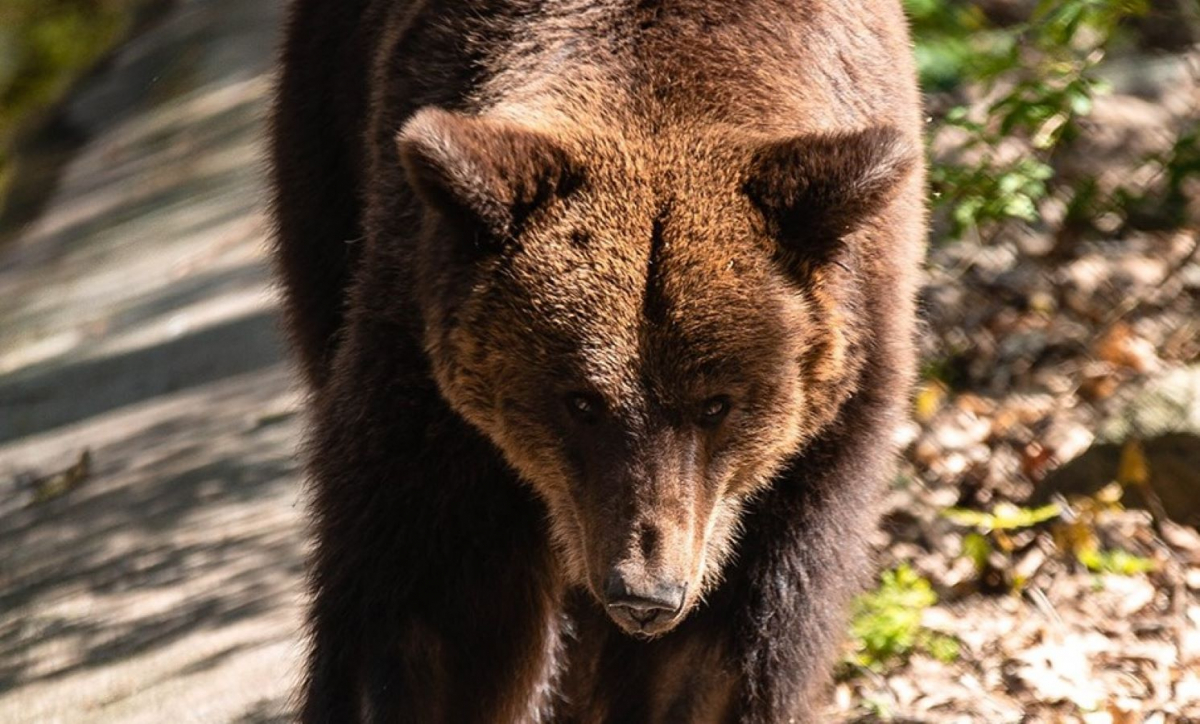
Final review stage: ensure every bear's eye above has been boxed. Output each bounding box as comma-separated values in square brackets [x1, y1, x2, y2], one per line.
[699, 396, 731, 426]
[564, 393, 602, 423]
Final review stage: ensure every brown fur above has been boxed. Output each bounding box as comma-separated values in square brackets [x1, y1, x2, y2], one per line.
[269, 0, 926, 721]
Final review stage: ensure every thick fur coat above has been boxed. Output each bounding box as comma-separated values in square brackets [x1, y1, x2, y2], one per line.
[268, 1, 926, 721]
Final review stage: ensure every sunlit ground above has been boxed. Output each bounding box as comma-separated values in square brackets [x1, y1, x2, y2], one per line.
[0, 1, 303, 721]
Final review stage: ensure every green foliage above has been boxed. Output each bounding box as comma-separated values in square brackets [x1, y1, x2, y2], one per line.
[1077, 547, 1156, 575]
[932, 154, 1054, 234]
[961, 531, 991, 570]
[0, 0, 141, 210]
[847, 564, 959, 672]
[1052, 482, 1157, 577]
[905, 0, 1004, 91]
[910, 0, 1157, 240]
[0, 1, 130, 131]
[944, 502, 1061, 532]
[858, 696, 893, 720]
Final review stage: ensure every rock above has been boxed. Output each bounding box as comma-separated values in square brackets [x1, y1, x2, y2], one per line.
[1036, 434, 1200, 527]
[1032, 363, 1200, 526]
[1100, 365, 1200, 442]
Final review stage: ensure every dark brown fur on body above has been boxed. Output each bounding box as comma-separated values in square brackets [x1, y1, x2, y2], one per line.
[269, 1, 926, 722]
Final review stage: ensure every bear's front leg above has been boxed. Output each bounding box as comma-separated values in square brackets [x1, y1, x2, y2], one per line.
[301, 552, 563, 724]
[722, 381, 903, 723]
[298, 344, 564, 723]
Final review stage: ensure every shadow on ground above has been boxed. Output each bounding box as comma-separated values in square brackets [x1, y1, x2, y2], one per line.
[0, 365, 304, 722]
[0, 0, 305, 720]
[0, 309, 282, 444]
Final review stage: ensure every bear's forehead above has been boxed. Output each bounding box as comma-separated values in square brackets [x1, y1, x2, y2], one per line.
[492, 188, 801, 399]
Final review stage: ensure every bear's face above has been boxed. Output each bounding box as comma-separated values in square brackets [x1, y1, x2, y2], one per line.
[398, 109, 913, 637]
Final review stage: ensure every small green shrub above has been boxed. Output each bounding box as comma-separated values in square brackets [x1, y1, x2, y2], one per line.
[847, 564, 959, 672]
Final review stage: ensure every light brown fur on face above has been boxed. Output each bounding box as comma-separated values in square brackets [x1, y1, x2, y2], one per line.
[399, 114, 913, 636]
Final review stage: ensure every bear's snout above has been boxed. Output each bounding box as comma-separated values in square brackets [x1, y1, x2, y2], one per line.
[603, 568, 686, 636]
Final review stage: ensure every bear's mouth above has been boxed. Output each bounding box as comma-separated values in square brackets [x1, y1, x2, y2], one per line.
[601, 573, 689, 638]
[605, 599, 686, 638]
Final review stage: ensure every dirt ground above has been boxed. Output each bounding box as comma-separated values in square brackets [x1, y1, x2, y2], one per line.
[0, 1, 304, 721]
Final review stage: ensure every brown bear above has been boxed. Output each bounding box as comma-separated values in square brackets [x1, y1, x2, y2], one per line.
[268, 1, 926, 721]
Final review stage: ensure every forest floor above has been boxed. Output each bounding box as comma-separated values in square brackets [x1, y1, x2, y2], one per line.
[831, 38, 1200, 720]
[0, 1, 1197, 723]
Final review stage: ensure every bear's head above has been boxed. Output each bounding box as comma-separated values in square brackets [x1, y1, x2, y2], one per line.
[398, 108, 915, 638]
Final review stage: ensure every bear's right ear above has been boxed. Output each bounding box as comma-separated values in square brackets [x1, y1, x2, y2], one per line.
[397, 108, 581, 244]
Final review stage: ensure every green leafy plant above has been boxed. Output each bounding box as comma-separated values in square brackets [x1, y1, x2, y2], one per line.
[846, 564, 959, 673]
[905, 0, 1006, 92]
[1078, 547, 1156, 575]
[913, 0, 1154, 240]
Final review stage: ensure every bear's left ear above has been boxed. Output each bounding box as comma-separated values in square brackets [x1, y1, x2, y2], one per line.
[743, 126, 917, 253]
[397, 108, 581, 244]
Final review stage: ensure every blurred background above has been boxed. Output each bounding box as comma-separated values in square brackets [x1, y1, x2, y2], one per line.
[0, 0, 1196, 721]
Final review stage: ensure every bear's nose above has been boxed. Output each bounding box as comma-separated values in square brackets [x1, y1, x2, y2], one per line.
[603, 570, 686, 627]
